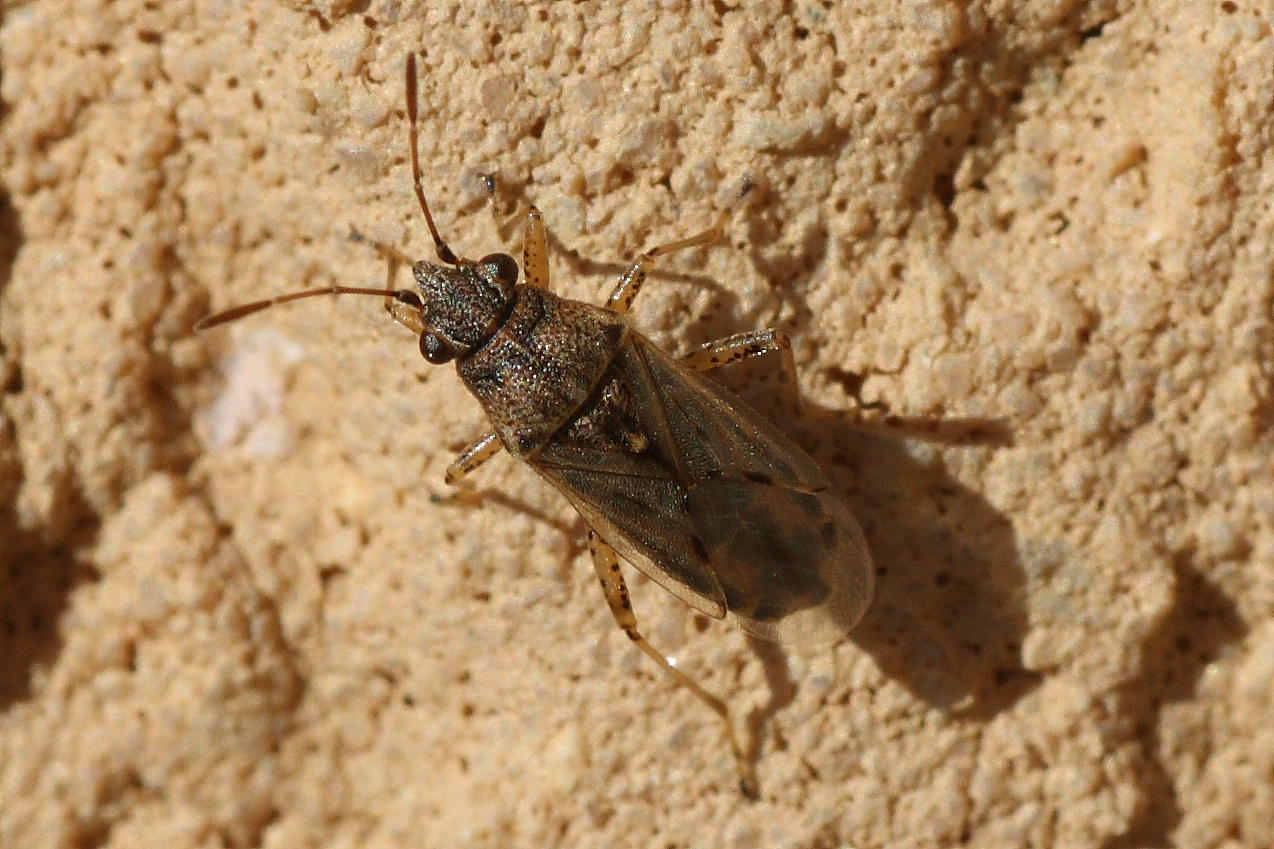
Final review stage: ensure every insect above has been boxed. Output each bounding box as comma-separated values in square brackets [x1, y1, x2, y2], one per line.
[197, 55, 874, 797]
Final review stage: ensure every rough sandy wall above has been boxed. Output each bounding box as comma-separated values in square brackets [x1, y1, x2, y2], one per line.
[2, 1, 1272, 847]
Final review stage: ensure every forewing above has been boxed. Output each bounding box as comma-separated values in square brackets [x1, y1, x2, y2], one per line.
[531, 442, 727, 619]
[617, 339, 830, 490]
[625, 340, 873, 642]
[533, 336, 874, 646]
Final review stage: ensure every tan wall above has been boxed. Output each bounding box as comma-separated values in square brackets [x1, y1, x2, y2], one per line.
[2, 2, 1271, 847]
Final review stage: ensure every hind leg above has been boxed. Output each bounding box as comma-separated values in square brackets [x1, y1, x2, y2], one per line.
[586, 529, 757, 798]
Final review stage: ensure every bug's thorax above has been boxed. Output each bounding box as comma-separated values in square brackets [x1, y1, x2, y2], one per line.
[457, 285, 630, 457]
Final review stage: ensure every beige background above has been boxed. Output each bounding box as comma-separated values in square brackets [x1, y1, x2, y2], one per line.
[2, 1, 1272, 847]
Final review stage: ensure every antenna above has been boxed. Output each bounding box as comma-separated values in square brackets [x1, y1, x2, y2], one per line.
[194, 285, 409, 330]
[194, 55, 457, 331]
[406, 53, 462, 266]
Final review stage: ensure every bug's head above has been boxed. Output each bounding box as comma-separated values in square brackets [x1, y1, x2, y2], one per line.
[410, 252, 519, 364]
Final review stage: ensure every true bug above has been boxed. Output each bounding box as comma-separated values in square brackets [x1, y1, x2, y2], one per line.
[197, 55, 874, 796]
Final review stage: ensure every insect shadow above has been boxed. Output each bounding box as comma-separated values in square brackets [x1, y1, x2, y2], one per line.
[709, 359, 1038, 735]
[198, 55, 891, 798]
[814, 408, 1039, 718]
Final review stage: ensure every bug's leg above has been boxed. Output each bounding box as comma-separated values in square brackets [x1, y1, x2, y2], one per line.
[683, 328, 803, 415]
[444, 431, 504, 486]
[682, 328, 795, 374]
[479, 172, 527, 241]
[482, 175, 550, 289]
[605, 212, 728, 314]
[587, 529, 757, 798]
[384, 294, 426, 334]
[345, 228, 428, 334]
[349, 227, 415, 268]
[522, 206, 551, 291]
[474, 172, 550, 291]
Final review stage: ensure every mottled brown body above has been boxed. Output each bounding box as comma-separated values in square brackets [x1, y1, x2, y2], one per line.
[196, 55, 874, 797]
[466, 299, 874, 641]
[440, 273, 874, 640]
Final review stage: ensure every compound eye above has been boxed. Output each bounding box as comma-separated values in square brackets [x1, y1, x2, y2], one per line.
[419, 331, 455, 365]
[479, 252, 519, 287]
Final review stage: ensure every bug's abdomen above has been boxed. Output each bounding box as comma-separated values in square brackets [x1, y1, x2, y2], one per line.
[459, 287, 627, 455]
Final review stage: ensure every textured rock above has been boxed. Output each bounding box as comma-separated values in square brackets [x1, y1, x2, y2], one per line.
[1, 2, 1271, 847]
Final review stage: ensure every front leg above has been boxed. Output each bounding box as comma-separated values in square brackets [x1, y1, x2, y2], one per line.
[587, 529, 757, 798]
[347, 228, 427, 334]
[521, 207, 551, 291]
[604, 213, 727, 314]
[385, 291, 427, 334]
[444, 431, 504, 486]
[474, 172, 552, 293]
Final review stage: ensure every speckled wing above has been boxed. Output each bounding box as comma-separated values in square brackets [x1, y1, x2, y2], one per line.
[531, 442, 728, 619]
[532, 335, 874, 645]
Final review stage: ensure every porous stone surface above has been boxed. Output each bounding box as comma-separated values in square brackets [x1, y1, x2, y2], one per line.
[2, 2, 1271, 847]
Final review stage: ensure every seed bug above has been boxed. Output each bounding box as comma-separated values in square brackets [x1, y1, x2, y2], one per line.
[196, 54, 875, 797]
